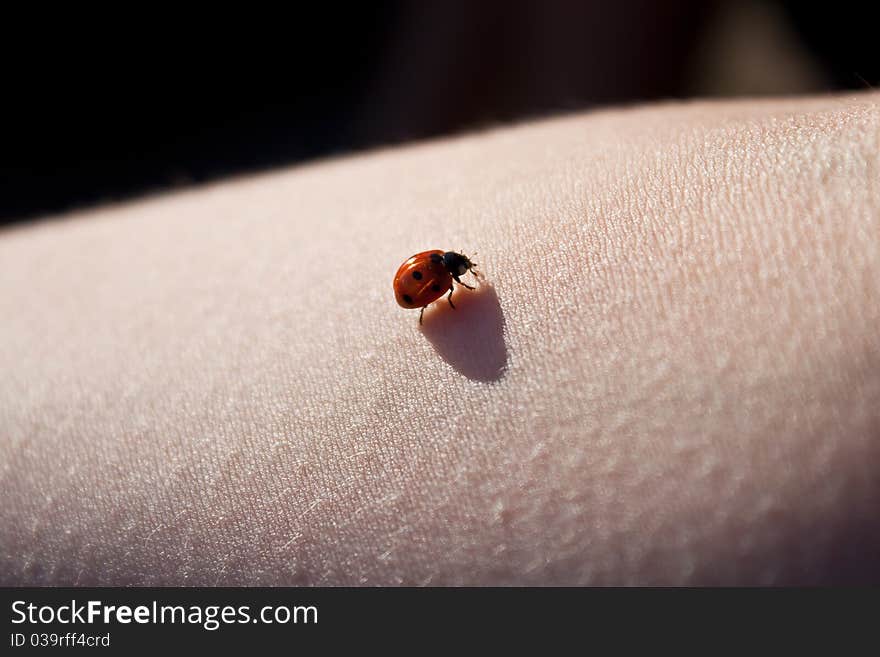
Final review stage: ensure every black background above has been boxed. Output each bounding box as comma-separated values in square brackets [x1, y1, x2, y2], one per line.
[1, 1, 876, 226]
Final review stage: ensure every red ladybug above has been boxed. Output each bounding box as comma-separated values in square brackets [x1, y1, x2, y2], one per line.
[394, 250, 479, 323]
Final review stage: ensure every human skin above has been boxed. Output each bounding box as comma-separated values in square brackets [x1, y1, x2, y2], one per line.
[1, 92, 878, 585]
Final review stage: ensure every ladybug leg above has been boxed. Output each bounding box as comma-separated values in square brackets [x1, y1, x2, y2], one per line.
[453, 275, 475, 291]
[419, 306, 426, 324]
[447, 285, 456, 309]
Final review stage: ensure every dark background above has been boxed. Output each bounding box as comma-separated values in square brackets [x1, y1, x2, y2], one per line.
[1, 0, 876, 226]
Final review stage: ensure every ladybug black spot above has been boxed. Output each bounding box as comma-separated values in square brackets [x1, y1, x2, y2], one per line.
[412, 271, 423, 280]
[431, 284, 442, 292]
[430, 253, 443, 264]
[402, 294, 413, 305]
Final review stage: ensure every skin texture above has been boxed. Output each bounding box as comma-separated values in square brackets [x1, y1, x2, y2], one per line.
[1, 92, 878, 585]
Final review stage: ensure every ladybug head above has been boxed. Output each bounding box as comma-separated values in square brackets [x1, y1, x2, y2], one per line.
[442, 251, 474, 277]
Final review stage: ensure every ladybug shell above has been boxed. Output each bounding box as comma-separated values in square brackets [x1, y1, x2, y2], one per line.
[393, 250, 453, 309]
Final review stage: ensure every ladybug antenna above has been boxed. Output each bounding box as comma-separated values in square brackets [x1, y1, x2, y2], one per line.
[468, 253, 484, 281]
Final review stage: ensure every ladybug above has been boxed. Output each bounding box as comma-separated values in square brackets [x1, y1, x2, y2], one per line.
[394, 250, 479, 324]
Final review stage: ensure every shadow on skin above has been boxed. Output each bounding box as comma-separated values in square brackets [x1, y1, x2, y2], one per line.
[419, 282, 508, 382]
